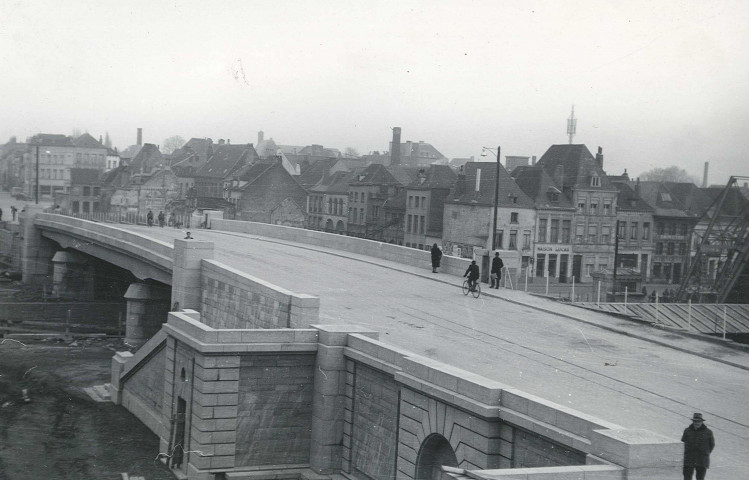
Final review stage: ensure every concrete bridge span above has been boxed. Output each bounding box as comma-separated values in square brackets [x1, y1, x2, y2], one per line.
[12, 210, 744, 479]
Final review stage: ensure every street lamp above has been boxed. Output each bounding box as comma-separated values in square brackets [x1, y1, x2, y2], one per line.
[481, 146, 501, 251]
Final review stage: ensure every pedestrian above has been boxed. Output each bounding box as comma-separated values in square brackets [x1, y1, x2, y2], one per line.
[0, 207, 4, 221]
[490, 252, 504, 289]
[430, 243, 442, 273]
[682, 413, 715, 480]
[158, 211, 165, 227]
[464, 260, 479, 292]
[147, 210, 154, 226]
[10, 205, 17, 221]
[184, 231, 193, 239]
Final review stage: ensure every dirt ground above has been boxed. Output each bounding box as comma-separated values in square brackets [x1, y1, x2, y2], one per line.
[0, 338, 175, 479]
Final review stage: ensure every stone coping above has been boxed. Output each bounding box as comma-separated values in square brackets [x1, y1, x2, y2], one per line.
[460, 464, 625, 479]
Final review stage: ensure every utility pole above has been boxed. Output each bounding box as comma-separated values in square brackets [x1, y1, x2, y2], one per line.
[613, 219, 620, 296]
[35, 145, 40, 204]
[492, 146, 500, 251]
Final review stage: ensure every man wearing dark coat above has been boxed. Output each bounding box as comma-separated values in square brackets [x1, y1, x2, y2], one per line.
[490, 252, 504, 289]
[681, 413, 715, 480]
[430, 243, 442, 273]
[464, 260, 479, 292]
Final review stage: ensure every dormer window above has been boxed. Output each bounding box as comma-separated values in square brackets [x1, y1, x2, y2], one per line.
[660, 192, 672, 202]
[549, 192, 559, 202]
[591, 175, 601, 187]
[508, 194, 518, 204]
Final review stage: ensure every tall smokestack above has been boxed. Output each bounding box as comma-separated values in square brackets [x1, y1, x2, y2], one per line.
[702, 161, 709, 187]
[137, 128, 143, 146]
[258, 130, 264, 144]
[595, 147, 603, 168]
[391, 127, 401, 166]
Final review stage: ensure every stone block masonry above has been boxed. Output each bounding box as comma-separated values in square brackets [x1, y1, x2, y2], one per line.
[200, 259, 320, 329]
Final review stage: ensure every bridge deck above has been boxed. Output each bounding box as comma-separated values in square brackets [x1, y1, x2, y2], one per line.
[46, 223, 749, 478]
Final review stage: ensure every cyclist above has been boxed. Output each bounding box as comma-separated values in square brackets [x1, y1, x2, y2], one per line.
[464, 260, 480, 292]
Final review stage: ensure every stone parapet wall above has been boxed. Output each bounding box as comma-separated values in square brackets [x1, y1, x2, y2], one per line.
[200, 259, 320, 329]
[211, 219, 471, 276]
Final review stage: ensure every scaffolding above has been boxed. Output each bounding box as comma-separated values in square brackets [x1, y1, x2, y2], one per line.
[676, 176, 749, 303]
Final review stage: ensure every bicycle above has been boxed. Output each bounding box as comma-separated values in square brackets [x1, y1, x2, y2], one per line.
[462, 279, 481, 298]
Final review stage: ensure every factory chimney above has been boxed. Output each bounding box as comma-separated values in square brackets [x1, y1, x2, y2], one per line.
[702, 162, 709, 187]
[137, 128, 143, 146]
[390, 127, 401, 166]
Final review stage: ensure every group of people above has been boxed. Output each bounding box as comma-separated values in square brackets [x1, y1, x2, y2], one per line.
[146, 210, 166, 227]
[0, 206, 18, 222]
[430, 244, 505, 293]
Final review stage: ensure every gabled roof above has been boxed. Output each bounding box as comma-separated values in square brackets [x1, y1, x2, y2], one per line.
[535, 144, 614, 194]
[700, 185, 749, 218]
[447, 161, 535, 208]
[69, 168, 103, 185]
[298, 144, 341, 158]
[28, 134, 73, 147]
[130, 144, 164, 174]
[350, 163, 399, 186]
[296, 157, 340, 188]
[233, 159, 276, 185]
[638, 181, 706, 218]
[614, 182, 654, 212]
[385, 165, 420, 186]
[512, 165, 574, 209]
[407, 165, 457, 190]
[72, 133, 104, 148]
[196, 144, 258, 179]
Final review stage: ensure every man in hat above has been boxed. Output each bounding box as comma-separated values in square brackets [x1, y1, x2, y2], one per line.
[681, 413, 715, 480]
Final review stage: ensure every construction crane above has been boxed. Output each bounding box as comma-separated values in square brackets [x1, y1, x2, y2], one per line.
[676, 176, 749, 303]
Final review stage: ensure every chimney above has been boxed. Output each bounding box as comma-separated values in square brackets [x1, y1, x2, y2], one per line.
[391, 127, 401, 166]
[532, 155, 537, 166]
[595, 147, 603, 168]
[137, 128, 142, 146]
[455, 166, 466, 197]
[258, 130, 264, 144]
[702, 161, 709, 187]
[635, 177, 641, 196]
[475, 168, 482, 192]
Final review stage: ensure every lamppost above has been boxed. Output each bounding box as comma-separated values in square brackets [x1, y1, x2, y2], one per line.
[481, 146, 501, 251]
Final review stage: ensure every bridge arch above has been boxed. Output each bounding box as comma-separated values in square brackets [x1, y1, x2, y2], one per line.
[414, 433, 458, 480]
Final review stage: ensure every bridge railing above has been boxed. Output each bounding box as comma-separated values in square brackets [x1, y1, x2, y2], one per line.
[47, 208, 192, 229]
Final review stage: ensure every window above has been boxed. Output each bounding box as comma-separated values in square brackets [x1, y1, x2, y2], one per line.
[603, 201, 611, 215]
[360, 208, 364, 223]
[590, 202, 598, 215]
[618, 221, 626, 239]
[669, 223, 676, 235]
[408, 196, 413, 207]
[630, 223, 638, 239]
[586, 263, 595, 276]
[415, 196, 419, 208]
[509, 230, 517, 249]
[591, 175, 600, 187]
[657, 223, 665, 235]
[494, 230, 504, 249]
[643, 222, 650, 240]
[667, 243, 675, 255]
[83, 186, 91, 196]
[577, 202, 586, 213]
[562, 220, 571, 243]
[509, 194, 518, 204]
[660, 192, 672, 202]
[355, 192, 359, 202]
[511, 212, 519, 224]
[656, 243, 663, 254]
[420, 215, 425, 234]
[550, 219, 559, 243]
[523, 231, 531, 249]
[588, 225, 597, 244]
[536, 255, 545, 277]
[601, 225, 611, 245]
[575, 224, 585, 244]
[653, 263, 662, 277]
[407, 215, 412, 233]
[549, 192, 559, 202]
[680, 223, 688, 235]
[422, 196, 427, 208]
[680, 243, 686, 255]
[538, 218, 547, 242]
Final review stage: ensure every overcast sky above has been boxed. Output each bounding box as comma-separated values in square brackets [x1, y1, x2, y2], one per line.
[1, 0, 747, 184]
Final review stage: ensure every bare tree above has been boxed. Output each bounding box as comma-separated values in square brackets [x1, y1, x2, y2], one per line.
[639, 166, 699, 184]
[344, 147, 359, 157]
[162, 135, 186, 154]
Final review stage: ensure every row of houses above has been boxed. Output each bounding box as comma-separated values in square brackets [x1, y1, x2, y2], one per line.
[0, 130, 743, 288]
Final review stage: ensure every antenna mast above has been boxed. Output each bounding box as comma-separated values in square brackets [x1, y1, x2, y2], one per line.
[566, 105, 577, 144]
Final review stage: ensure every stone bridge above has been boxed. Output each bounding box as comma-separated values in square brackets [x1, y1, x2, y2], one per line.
[11, 207, 682, 480]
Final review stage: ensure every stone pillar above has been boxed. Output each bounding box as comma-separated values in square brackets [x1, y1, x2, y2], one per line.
[590, 428, 681, 479]
[309, 325, 379, 474]
[124, 282, 170, 347]
[20, 205, 55, 285]
[172, 239, 214, 311]
[52, 250, 95, 300]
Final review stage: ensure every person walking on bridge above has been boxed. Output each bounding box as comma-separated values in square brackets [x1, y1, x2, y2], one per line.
[490, 252, 504, 289]
[146, 210, 154, 227]
[431, 243, 442, 273]
[682, 413, 715, 480]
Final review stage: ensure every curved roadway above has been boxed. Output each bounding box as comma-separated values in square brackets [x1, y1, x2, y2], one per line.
[125, 225, 748, 477]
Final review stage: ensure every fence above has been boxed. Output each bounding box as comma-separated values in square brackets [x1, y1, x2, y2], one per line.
[49, 208, 192, 229]
[0, 302, 126, 336]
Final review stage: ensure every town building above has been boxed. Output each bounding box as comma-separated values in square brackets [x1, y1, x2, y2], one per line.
[442, 162, 536, 276]
[307, 170, 356, 233]
[611, 177, 655, 282]
[54, 168, 103, 213]
[403, 165, 457, 249]
[535, 145, 618, 283]
[193, 142, 259, 199]
[512, 165, 575, 281]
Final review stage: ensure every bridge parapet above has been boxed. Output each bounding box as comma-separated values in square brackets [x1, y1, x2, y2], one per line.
[211, 219, 471, 276]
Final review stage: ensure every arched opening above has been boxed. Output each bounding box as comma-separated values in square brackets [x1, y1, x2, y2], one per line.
[325, 219, 334, 232]
[336, 220, 345, 233]
[415, 433, 458, 480]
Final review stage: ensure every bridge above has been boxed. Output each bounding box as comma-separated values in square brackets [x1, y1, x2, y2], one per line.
[8, 205, 749, 480]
